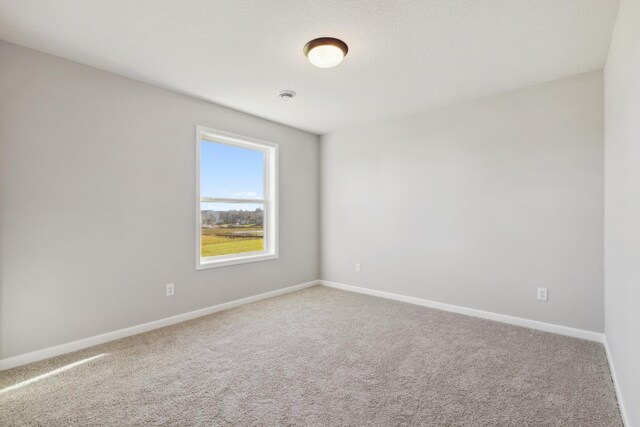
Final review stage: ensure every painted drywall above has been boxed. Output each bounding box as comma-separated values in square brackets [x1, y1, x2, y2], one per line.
[321, 71, 604, 332]
[0, 41, 319, 359]
[604, 0, 640, 423]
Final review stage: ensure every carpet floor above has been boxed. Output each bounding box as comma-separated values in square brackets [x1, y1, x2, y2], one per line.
[0, 285, 622, 426]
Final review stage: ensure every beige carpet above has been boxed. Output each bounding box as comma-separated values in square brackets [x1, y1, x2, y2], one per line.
[0, 286, 622, 426]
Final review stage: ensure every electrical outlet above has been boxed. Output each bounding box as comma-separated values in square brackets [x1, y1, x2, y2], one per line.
[166, 283, 175, 297]
[537, 287, 548, 301]
[355, 263, 361, 272]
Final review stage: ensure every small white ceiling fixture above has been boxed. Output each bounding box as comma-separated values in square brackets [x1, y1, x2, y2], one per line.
[303, 37, 348, 68]
[279, 90, 296, 101]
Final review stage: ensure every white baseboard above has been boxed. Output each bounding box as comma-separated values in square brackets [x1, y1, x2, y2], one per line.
[2, 278, 625, 423]
[603, 336, 629, 427]
[0, 280, 319, 371]
[320, 280, 604, 343]
[321, 281, 632, 423]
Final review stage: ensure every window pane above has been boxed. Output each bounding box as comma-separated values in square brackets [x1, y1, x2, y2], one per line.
[200, 202, 264, 257]
[200, 140, 264, 199]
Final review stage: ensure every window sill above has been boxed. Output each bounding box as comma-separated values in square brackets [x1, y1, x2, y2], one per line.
[196, 252, 278, 270]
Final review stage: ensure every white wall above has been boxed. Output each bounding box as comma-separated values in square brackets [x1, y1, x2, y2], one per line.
[321, 71, 604, 332]
[0, 41, 320, 359]
[604, 0, 640, 423]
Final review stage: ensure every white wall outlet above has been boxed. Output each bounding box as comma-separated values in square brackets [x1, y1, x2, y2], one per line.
[537, 287, 548, 301]
[166, 283, 175, 297]
[355, 263, 361, 272]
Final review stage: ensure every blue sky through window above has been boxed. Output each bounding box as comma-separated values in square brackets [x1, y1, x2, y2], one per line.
[200, 140, 264, 210]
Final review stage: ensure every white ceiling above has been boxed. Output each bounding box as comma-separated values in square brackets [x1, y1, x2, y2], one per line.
[0, 0, 620, 134]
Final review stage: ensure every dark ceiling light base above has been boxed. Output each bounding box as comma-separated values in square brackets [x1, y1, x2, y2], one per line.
[303, 37, 349, 57]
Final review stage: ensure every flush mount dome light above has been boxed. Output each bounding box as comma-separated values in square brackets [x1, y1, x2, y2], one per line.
[303, 37, 348, 68]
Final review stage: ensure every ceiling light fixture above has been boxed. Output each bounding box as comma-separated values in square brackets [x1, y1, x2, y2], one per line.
[303, 37, 348, 68]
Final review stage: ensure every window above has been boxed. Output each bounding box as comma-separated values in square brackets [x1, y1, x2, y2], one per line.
[196, 127, 278, 269]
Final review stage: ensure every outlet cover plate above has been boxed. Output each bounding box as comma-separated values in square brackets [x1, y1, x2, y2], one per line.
[537, 287, 548, 301]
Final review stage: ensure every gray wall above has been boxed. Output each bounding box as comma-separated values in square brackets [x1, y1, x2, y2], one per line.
[0, 41, 320, 359]
[604, 0, 640, 423]
[321, 71, 604, 332]
[0, 39, 614, 366]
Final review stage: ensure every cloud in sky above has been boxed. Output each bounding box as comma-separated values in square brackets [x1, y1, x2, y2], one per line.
[234, 191, 257, 197]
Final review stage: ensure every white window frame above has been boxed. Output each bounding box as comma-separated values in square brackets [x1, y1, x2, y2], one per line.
[196, 126, 278, 270]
